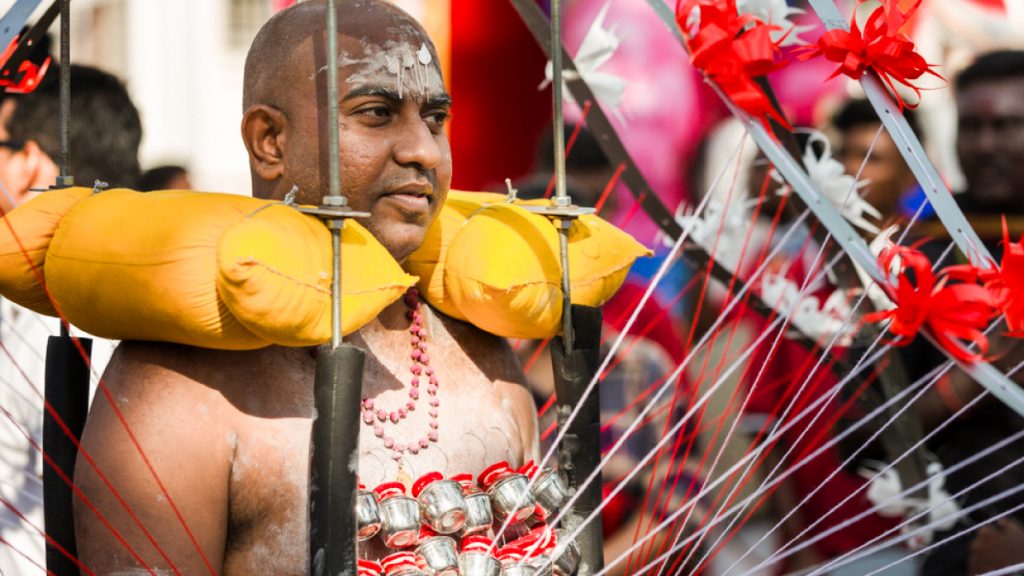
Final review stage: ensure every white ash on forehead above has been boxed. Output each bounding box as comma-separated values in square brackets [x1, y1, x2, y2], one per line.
[316, 39, 442, 99]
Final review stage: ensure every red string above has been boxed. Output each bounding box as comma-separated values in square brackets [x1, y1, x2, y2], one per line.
[593, 162, 626, 215]
[0, 202, 215, 574]
[0, 496, 96, 576]
[0, 340, 172, 575]
[543, 100, 594, 199]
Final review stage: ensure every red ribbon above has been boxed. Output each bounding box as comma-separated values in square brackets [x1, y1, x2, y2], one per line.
[864, 246, 999, 363]
[676, 0, 792, 129]
[800, 0, 942, 109]
[980, 219, 1024, 335]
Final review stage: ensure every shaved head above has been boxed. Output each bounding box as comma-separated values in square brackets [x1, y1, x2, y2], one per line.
[240, 0, 452, 262]
[243, 0, 435, 113]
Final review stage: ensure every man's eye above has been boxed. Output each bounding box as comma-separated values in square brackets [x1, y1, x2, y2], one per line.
[359, 107, 391, 120]
[424, 110, 450, 128]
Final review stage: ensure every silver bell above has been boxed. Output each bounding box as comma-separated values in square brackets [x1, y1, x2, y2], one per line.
[377, 483, 423, 549]
[530, 469, 568, 520]
[357, 488, 383, 541]
[487, 473, 536, 524]
[416, 535, 460, 576]
[414, 473, 467, 535]
[459, 552, 503, 576]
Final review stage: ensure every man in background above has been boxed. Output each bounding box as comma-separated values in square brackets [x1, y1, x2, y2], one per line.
[0, 63, 142, 573]
[918, 49, 1024, 576]
[833, 98, 921, 224]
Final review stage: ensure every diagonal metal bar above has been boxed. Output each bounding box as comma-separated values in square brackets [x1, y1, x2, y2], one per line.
[806, 0, 993, 268]
[646, 0, 1024, 421]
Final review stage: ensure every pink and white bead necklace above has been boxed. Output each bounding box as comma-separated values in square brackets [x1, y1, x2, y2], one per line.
[360, 288, 440, 460]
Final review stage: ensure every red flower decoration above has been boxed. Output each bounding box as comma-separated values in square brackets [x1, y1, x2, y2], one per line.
[865, 246, 999, 363]
[980, 219, 1024, 336]
[676, 0, 792, 129]
[800, 0, 943, 109]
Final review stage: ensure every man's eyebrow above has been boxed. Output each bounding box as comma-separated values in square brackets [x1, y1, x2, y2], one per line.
[343, 85, 452, 108]
[343, 86, 403, 102]
[424, 93, 453, 108]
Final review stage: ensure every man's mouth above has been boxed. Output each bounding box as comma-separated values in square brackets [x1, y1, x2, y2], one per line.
[380, 183, 433, 213]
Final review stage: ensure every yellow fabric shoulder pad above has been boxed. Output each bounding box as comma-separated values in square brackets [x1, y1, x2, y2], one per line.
[404, 190, 505, 320]
[41, 190, 413, 349]
[437, 202, 652, 339]
[0, 187, 92, 315]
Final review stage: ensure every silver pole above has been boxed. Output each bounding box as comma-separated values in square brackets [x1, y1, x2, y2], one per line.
[325, 0, 345, 349]
[550, 0, 574, 352]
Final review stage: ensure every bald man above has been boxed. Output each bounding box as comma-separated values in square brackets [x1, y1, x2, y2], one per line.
[73, 2, 538, 574]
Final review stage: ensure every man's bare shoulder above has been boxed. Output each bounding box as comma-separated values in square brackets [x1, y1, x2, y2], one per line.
[103, 342, 314, 418]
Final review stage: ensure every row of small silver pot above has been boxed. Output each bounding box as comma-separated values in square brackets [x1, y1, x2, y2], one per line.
[358, 468, 570, 548]
[360, 532, 581, 576]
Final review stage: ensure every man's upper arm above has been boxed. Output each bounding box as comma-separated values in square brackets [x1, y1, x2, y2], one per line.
[74, 343, 233, 574]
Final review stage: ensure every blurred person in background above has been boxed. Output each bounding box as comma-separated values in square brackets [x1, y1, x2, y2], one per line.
[916, 49, 1024, 576]
[832, 99, 924, 223]
[138, 164, 192, 191]
[0, 63, 142, 574]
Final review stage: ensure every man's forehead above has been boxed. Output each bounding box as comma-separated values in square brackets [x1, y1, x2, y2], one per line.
[958, 78, 1024, 112]
[337, 35, 445, 99]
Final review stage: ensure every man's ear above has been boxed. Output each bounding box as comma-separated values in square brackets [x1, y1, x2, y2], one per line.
[241, 104, 288, 183]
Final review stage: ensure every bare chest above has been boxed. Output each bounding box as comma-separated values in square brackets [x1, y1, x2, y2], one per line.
[223, 320, 528, 573]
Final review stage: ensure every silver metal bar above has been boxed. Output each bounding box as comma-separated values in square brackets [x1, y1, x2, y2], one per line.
[59, 0, 69, 182]
[806, 0, 993, 268]
[646, 0, 1024, 418]
[326, 0, 343, 349]
[550, 0, 575, 352]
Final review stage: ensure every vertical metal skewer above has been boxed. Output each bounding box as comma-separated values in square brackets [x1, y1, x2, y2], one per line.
[550, 0, 574, 353]
[325, 0, 345, 351]
[45, 2, 93, 574]
[307, 2, 370, 575]
[543, 2, 605, 573]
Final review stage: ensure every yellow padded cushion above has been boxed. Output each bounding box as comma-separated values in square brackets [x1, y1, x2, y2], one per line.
[442, 203, 652, 339]
[0, 187, 92, 315]
[43, 190, 413, 349]
[218, 204, 416, 346]
[404, 190, 505, 320]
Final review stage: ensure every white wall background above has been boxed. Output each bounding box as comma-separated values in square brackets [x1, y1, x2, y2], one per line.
[0, 0, 265, 194]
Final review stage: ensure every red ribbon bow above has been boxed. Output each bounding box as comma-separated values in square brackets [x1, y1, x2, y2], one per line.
[980, 219, 1024, 336]
[865, 246, 999, 363]
[676, 0, 792, 129]
[801, 0, 942, 109]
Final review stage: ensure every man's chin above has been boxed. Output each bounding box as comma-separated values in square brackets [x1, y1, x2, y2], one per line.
[373, 225, 429, 264]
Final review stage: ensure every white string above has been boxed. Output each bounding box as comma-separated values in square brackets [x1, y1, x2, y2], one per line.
[758, 416, 1022, 573]
[981, 563, 1024, 576]
[592, 340, 922, 576]
[489, 132, 751, 549]
[832, 477, 1024, 576]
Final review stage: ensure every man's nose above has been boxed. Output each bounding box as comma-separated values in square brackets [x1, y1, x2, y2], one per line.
[394, 117, 442, 171]
[975, 123, 999, 153]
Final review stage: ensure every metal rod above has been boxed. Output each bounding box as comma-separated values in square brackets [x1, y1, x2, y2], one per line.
[308, 5, 364, 576]
[58, 0, 69, 180]
[57, 0, 70, 337]
[325, 0, 344, 349]
[549, 0, 575, 352]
